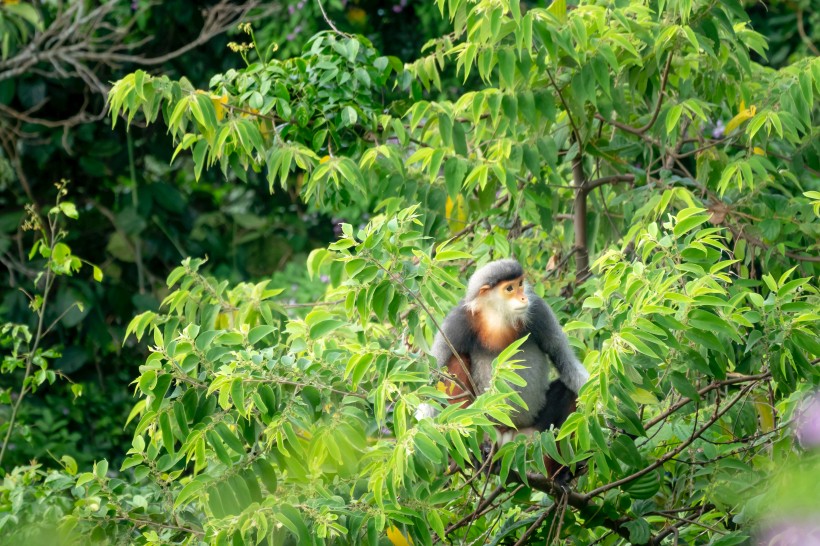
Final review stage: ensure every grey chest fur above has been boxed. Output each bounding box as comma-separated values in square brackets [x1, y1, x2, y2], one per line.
[471, 337, 552, 428]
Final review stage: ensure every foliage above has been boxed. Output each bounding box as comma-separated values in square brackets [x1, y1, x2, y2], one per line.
[0, 3, 448, 463]
[1, 0, 819, 543]
[101, 0, 820, 540]
[0, 182, 100, 469]
[23, 206, 817, 545]
[0, 0, 350, 470]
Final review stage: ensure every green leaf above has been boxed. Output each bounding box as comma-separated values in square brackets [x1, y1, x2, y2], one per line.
[230, 378, 246, 414]
[673, 213, 710, 238]
[444, 157, 467, 199]
[309, 319, 347, 338]
[94, 459, 109, 480]
[452, 122, 468, 156]
[59, 202, 79, 219]
[670, 372, 700, 400]
[192, 138, 208, 181]
[175, 477, 206, 508]
[254, 458, 278, 493]
[159, 412, 175, 453]
[215, 422, 246, 455]
[248, 325, 276, 345]
[666, 104, 683, 134]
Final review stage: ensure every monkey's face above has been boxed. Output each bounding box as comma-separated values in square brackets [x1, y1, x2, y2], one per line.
[478, 276, 529, 323]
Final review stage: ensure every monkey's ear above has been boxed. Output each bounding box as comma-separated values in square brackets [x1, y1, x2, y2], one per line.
[478, 285, 491, 297]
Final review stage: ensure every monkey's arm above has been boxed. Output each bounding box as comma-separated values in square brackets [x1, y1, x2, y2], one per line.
[417, 304, 475, 420]
[430, 303, 473, 368]
[527, 293, 589, 393]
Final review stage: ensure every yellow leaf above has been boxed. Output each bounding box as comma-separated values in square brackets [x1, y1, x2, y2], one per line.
[752, 147, 765, 156]
[631, 388, 659, 405]
[211, 94, 229, 121]
[387, 526, 413, 546]
[320, 155, 331, 164]
[445, 195, 468, 234]
[724, 103, 756, 135]
[547, 0, 567, 23]
[753, 393, 775, 433]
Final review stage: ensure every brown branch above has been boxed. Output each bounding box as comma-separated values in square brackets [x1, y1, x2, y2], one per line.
[513, 502, 557, 546]
[316, 0, 346, 36]
[584, 380, 760, 501]
[727, 224, 820, 263]
[572, 154, 589, 278]
[444, 484, 523, 536]
[524, 474, 638, 543]
[0, 0, 272, 99]
[797, 9, 820, 56]
[543, 247, 578, 281]
[582, 174, 636, 195]
[642, 371, 770, 432]
[545, 66, 581, 147]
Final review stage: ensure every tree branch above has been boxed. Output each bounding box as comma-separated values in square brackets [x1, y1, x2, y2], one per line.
[584, 380, 760, 501]
[582, 174, 636, 196]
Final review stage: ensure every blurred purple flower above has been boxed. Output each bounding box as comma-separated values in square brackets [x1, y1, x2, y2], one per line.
[131, 0, 138, 11]
[796, 392, 820, 449]
[758, 519, 820, 546]
[332, 218, 345, 237]
[320, 274, 330, 283]
[286, 25, 302, 42]
[712, 119, 725, 139]
[288, 5, 296, 15]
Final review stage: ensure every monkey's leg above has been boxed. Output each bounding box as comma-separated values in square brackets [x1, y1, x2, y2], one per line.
[444, 353, 474, 408]
[533, 379, 577, 431]
[533, 379, 580, 484]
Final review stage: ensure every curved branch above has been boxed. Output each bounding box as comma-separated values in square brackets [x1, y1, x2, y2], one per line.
[582, 174, 635, 196]
[728, 224, 820, 263]
[584, 380, 760, 501]
[797, 9, 820, 56]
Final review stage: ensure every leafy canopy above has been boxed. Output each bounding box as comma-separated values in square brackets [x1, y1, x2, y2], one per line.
[19, 0, 820, 543]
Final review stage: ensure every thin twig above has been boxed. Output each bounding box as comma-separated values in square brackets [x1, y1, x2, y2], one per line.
[797, 9, 820, 56]
[316, 0, 345, 35]
[585, 381, 761, 500]
[512, 502, 557, 546]
[364, 257, 477, 398]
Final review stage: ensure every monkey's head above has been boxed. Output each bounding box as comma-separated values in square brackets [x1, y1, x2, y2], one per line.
[466, 259, 529, 324]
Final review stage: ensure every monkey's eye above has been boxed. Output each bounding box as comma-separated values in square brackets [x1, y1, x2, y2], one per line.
[505, 285, 514, 293]
[519, 280, 523, 287]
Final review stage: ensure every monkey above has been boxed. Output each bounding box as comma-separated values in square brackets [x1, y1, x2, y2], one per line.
[418, 259, 589, 447]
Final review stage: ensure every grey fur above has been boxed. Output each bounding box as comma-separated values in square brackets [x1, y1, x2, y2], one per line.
[464, 259, 523, 302]
[427, 259, 588, 427]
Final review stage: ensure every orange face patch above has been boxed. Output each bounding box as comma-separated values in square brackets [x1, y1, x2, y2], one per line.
[496, 277, 526, 304]
[471, 276, 527, 351]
